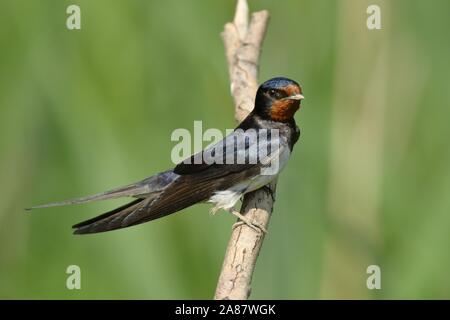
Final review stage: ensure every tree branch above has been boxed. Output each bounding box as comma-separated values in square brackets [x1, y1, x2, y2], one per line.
[214, 0, 271, 300]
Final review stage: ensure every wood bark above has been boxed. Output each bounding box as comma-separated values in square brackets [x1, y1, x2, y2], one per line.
[214, 0, 272, 300]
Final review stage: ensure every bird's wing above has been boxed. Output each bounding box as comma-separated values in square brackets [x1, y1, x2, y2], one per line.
[72, 198, 145, 231]
[73, 130, 284, 234]
[174, 127, 266, 176]
[73, 164, 261, 234]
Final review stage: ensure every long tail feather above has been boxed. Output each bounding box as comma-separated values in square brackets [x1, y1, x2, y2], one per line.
[26, 170, 178, 210]
[26, 185, 149, 210]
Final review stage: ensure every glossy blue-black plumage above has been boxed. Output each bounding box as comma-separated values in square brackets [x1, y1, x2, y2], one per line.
[259, 77, 300, 90]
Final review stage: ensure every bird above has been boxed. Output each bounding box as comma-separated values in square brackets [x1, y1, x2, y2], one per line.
[27, 77, 304, 235]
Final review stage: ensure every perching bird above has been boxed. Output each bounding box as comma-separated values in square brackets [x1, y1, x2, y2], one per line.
[28, 77, 304, 234]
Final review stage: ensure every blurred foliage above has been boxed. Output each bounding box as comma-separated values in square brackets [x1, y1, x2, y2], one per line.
[0, 0, 449, 299]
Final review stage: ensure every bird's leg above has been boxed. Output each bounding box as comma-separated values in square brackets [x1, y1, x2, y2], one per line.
[228, 207, 267, 234]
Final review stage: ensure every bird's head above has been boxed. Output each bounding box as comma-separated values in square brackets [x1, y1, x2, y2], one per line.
[254, 77, 304, 122]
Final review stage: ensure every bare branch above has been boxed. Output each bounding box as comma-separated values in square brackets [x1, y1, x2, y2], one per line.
[233, 0, 248, 40]
[214, 0, 272, 300]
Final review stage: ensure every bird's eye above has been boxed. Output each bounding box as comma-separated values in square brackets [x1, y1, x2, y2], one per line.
[268, 89, 281, 98]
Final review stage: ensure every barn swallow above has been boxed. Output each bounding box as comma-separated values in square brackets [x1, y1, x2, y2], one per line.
[28, 77, 304, 234]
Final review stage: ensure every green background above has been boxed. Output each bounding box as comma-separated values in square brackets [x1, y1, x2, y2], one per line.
[1, 0, 449, 299]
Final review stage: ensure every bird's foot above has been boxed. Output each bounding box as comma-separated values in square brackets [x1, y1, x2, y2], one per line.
[229, 209, 267, 234]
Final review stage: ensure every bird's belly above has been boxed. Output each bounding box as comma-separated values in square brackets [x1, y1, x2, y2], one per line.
[207, 175, 276, 212]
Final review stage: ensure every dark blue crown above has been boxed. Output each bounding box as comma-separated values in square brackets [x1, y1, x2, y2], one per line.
[259, 77, 299, 90]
